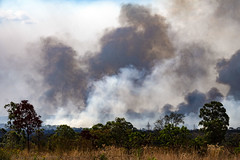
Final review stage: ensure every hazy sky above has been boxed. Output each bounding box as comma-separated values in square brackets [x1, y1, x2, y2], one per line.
[0, 0, 240, 129]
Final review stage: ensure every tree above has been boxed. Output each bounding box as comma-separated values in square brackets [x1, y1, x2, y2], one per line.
[90, 123, 111, 148]
[2, 130, 22, 149]
[165, 112, 185, 127]
[154, 112, 185, 130]
[128, 131, 146, 149]
[32, 128, 45, 151]
[0, 128, 7, 142]
[105, 117, 135, 149]
[157, 124, 190, 149]
[154, 117, 164, 130]
[199, 101, 229, 144]
[79, 129, 95, 150]
[4, 100, 42, 152]
[49, 125, 76, 152]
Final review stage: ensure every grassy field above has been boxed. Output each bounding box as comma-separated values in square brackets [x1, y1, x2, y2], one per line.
[3, 145, 239, 160]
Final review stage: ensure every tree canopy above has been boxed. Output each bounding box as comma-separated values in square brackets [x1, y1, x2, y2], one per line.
[4, 100, 42, 152]
[154, 112, 185, 130]
[48, 125, 76, 152]
[199, 101, 229, 144]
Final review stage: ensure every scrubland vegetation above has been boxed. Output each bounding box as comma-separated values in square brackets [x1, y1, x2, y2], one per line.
[1, 143, 240, 160]
[1, 100, 240, 159]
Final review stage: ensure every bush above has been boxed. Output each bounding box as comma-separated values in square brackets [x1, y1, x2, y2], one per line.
[0, 148, 11, 160]
[148, 157, 157, 160]
[192, 136, 207, 155]
[99, 153, 108, 160]
[94, 153, 108, 160]
[234, 146, 240, 154]
[157, 124, 191, 149]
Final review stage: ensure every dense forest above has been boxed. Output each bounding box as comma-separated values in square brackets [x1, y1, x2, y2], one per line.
[0, 100, 240, 160]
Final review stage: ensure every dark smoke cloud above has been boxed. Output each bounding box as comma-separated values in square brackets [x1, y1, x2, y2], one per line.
[162, 104, 174, 114]
[89, 4, 174, 79]
[217, 50, 240, 100]
[38, 4, 175, 108]
[177, 90, 206, 114]
[126, 109, 155, 120]
[175, 44, 209, 79]
[169, 43, 213, 93]
[206, 87, 224, 101]
[39, 37, 88, 107]
[165, 88, 224, 114]
[33, 2, 232, 128]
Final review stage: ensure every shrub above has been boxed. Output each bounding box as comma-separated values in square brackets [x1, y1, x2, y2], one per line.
[94, 153, 108, 160]
[99, 153, 108, 160]
[0, 148, 11, 160]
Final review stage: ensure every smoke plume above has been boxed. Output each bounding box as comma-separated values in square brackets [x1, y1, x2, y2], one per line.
[37, 4, 174, 107]
[176, 88, 223, 114]
[33, 1, 240, 128]
[215, 0, 240, 22]
[217, 50, 240, 100]
[1, 0, 240, 128]
[37, 2, 239, 128]
[89, 4, 174, 79]
[39, 37, 88, 108]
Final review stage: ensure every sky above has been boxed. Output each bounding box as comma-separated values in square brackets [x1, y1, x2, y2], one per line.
[0, 0, 240, 129]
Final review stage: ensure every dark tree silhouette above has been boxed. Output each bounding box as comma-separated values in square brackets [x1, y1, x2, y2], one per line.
[4, 100, 42, 152]
[199, 101, 229, 144]
[154, 112, 185, 130]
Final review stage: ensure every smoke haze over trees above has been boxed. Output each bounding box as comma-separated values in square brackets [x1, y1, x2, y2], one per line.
[0, 0, 240, 128]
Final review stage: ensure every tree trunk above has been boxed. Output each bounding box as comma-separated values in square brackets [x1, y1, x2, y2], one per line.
[27, 133, 30, 153]
[37, 134, 40, 151]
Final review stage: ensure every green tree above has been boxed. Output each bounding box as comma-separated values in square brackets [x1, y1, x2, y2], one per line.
[199, 101, 229, 144]
[0, 128, 7, 143]
[154, 117, 164, 131]
[157, 124, 190, 149]
[31, 128, 45, 151]
[105, 117, 135, 149]
[49, 125, 76, 152]
[154, 112, 185, 130]
[128, 131, 145, 149]
[79, 129, 94, 150]
[164, 112, 185, 127]
[4, 100, 42, 152]
[90, 123, 111, 148]
[2, 130, 26, 150]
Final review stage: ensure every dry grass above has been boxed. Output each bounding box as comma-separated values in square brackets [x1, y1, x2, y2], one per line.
[10, 145, 240, 160]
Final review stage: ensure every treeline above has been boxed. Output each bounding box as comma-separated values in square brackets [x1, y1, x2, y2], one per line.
[1, 100, 240, 156]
